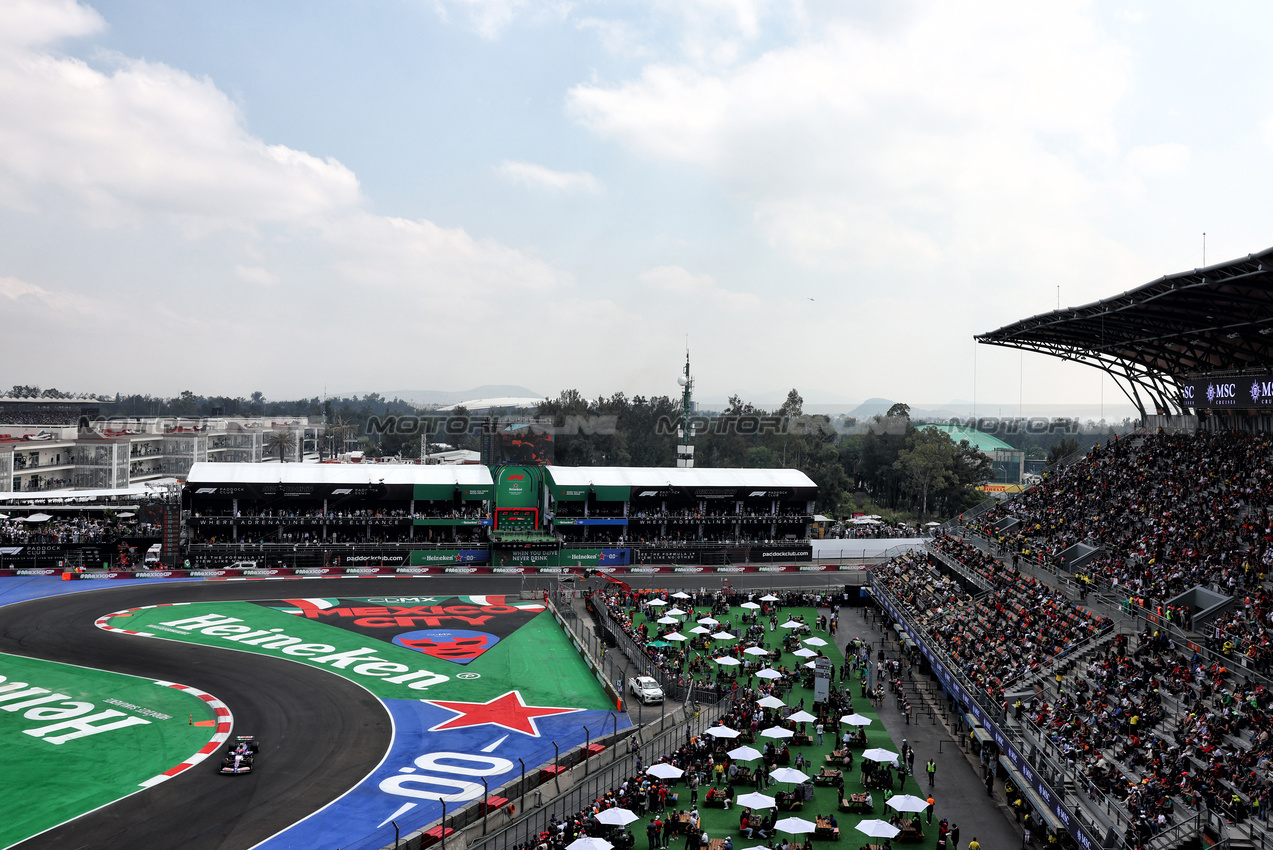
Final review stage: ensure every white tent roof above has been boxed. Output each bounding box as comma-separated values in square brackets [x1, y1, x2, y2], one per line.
[0, 486, 159, 502]
[544, 466, 816, 489]
[185, 462, 493, 487]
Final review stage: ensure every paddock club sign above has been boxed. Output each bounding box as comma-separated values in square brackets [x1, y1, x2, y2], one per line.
[1182, 374, 1273, 410]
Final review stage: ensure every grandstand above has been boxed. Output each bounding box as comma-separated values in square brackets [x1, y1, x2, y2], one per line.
[182, 461, 816, 568]
[859, 248, 1273, 850]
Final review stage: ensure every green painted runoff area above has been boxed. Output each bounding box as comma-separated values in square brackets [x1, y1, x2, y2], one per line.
[624, 604, 943, 850]
[0, 652, 218, 850]
[108, 602, 613, 709]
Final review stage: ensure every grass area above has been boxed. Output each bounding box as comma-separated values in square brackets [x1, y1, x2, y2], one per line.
[621, 605, 940, 850]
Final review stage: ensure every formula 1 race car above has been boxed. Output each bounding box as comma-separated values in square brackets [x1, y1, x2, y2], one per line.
[219, 736, 259, 775]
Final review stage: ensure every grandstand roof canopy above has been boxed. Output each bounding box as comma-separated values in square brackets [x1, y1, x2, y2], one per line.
[186, 462, 493, 487]
[977, 245, 1273, 414]
[544, 466, 816, 491]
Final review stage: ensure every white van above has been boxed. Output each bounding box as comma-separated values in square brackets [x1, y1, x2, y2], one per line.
[143, 544, 163, 567]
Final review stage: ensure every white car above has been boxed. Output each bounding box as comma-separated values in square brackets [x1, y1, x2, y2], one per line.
[628, 676, 664, 705]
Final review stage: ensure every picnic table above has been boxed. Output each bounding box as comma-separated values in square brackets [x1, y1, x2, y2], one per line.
[898, 818, 924, 842]
[814, 768, 843, 786]
[775, 791, 804, 812]
[814, 816, 840, 841]
[705, 787, 728, 808]
[838, 792, 873, 813]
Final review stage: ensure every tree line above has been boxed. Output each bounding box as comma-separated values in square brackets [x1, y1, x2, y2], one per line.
[52, 387, 1112, 520]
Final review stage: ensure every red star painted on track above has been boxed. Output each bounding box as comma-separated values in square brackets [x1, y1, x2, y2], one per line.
[425, 690, 582, 737]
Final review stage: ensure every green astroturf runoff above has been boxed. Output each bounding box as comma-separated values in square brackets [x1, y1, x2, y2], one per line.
[0, 653, 219, 849]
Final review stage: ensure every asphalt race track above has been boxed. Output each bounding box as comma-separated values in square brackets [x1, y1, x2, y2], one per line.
[0, 575, 846, 850]
[0, 579, 426, 850]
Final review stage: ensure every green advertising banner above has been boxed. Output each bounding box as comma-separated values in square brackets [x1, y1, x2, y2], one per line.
[0, 653, 220, 849]
[412, 484, 458, 502]
[408, 549, 489, 565]
[495, 466, 540, 510]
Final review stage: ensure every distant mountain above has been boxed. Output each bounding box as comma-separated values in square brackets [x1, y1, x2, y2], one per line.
[333, 386, 543, 406]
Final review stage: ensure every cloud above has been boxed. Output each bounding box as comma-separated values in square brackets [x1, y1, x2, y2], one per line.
[639, 265, 760, 310]
[430, 0, 578, 39]
[569, 1, 1136, 279]
[1127, 143, 1189, 175]
[0, 274, 99, 314]
[0, 49, 360, 226]
[323, 210, 564, 294]
[233, 265, 279, 287]
[0, 0, 103, 48]
[0, 0, 576, 395]
[495, 160, 602, 193]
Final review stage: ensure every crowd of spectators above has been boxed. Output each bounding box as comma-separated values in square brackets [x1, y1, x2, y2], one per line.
[964, 431, 1273, 671]
[0, 411, 78, 426]
[1018, 627, 1271, 838]
[0, 513, 154, 546]
[839, 521, 918, 540]
[972, 432, 1273, 606]
[877, 545, 1109, 702]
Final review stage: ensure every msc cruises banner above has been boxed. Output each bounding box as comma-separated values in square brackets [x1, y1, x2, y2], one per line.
[1183, 374, 1273, 410]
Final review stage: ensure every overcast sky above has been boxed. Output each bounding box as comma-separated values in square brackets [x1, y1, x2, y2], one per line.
[1, 0, 1269, 411]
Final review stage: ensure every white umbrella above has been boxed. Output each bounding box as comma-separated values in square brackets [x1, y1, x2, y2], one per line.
[705, 725, 741, 739]
[737, 791, 776, 810]
[793, 648, 818, 658]
[744, 646, 769, 657]
[855, 820, 900, 839]
[0, 513, 8, 519]
[741, 601, 762, 610]
[760, 726, 794, 739]
[774, 816, 817, 835]
[715, 656, 741, 666]
[116, 511, 136, 518]
[803, 661, 816, 668]
[666, 607, 688, 616]
[886, 795, 931, 813]
[698, 617, 719, 625]
[568, 838, 614, 850]
[647, 599, 668, 607]
[770, 767, 809, 784]
[665, 632, 687, 642]
[757, 695, 785, 709]
[787, 710, 817, 723]
[728, 745, 764, 762]
[841, 713, 872, 726]
[690, 626, 711, 634]
[646, 763, 684, 780]
[802, 637, 828, 647]
[712, 631, 736, 640]
[760, 594, 779, 602]
[24, 513, 52, 522]
[658, 616, 680, 625]
[863, 748, 899, 762]
[780, 620, 803, 629]
[595, 808, 640, 827]
[672, 591, 691, 599]
[755, 668, 782, 679]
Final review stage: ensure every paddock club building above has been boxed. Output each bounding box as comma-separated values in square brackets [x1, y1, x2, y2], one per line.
[183, 462, 817, 572]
